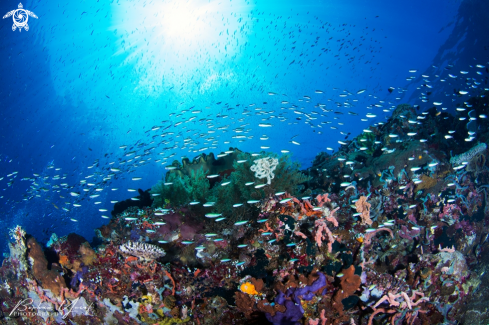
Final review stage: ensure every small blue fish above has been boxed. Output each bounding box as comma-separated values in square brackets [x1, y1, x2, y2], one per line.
[221, 258, 231, 263]
[261, 232, 273, 236]
[234, 221, 248, 226]
[182, 241, 194, 245]
[237, 244, 248, 248]
[205, 213, 221, 218]
[257, 219, 268, 223]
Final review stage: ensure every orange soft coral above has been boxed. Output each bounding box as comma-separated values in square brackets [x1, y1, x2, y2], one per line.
[58, 254, 69, 266]
[240, 282, 258, 295]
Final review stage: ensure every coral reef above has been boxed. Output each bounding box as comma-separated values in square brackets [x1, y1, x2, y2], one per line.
[1, 99, 489, 324]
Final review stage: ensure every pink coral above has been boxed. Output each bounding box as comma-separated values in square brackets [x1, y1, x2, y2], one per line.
[364, 228, 394, 246]
[316, 193, 332, 207]
[438, 244, 455, 253]
[308, 309, 327, 325]
[294, 231, 307, 239]
[315, 219, 335, 253]
[355, 196, 372, 226]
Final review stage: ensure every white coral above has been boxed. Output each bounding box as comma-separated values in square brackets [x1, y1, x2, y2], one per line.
[119, 241, 166, 261]
[250, 157, 279, 184]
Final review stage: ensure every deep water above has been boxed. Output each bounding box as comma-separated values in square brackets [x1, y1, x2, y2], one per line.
[0, 0, 486, 262]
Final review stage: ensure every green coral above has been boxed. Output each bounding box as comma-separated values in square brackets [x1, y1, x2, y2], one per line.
[356, 131, 378, 155]
[150, 167, 210, 208]
[207, 152, 311, 214]
[150, 151, 311, 216]
[268, 153, 312, 194]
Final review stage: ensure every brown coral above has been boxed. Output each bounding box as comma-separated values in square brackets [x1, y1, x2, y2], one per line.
[235, 283, 286, 320]
[163, 295, 176, 309]
[256, 299, 286, 316]
[416, 174, 437, 191]
[27, 237, 66, 297]
[79, 242, 96, 266]
[234, 291, 255, 318]
[332, 265, 361, 316]
[251, 277, 265, 292]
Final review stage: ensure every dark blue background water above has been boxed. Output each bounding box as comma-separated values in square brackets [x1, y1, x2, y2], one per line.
[0, 0, 487, 256]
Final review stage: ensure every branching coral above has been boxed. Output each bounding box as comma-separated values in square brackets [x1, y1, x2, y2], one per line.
[370, 290, 429, 325]
[314, 218, 337, 253]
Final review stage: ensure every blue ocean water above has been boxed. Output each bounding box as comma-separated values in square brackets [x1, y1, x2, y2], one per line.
[0, 0, 485, 256]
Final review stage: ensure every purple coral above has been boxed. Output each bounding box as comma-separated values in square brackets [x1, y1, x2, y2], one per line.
[266, 272, 326, 325]
[130, 229, 141, 241]
[70, 265, 88, 288]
